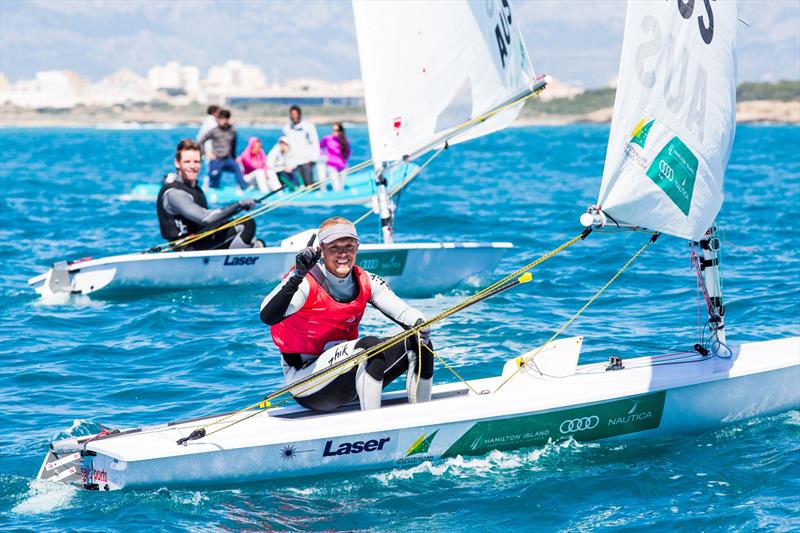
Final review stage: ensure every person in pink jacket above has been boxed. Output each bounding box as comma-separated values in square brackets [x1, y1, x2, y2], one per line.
[319, 122, 352, 191]
[238, 137, 281, 192]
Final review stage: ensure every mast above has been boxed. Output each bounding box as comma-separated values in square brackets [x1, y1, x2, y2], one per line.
[697, 225, 727, 354]
[375, 165, 395, 243]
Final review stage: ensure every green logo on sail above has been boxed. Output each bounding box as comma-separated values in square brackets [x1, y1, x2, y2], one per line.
[645, 136, 698, 216]
[405, 429, 438, 456]
[630, 118, 654, 148]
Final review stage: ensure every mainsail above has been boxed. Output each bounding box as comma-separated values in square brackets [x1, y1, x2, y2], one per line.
[352, 0, 537, 169]
[597, 0, 738, 241]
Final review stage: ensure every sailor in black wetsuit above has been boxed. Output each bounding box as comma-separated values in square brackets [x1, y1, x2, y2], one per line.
[157, 139, 261, 250]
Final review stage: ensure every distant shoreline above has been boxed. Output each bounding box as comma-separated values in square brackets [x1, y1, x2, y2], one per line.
[1, 99, 797, 128]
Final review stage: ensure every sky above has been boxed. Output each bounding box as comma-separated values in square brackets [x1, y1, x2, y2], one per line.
[1, 0, 798, 88]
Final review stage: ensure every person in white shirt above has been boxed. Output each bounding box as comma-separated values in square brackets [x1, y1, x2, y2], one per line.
[282, 105, 320, 186]
[195, 105, 220, 188]
[266, 136, 300, 189]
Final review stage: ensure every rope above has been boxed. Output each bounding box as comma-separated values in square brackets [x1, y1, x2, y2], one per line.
[493, 232, 660, 393]
[424, 344, 480, 395]
[178, 229, 591, 443]
[351, 77, 546, 227]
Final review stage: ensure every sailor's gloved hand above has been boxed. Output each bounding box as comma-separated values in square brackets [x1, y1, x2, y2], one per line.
[414, 318, 431, 345]
[294, 247, 321, 278]
[238, 198, 257, 210]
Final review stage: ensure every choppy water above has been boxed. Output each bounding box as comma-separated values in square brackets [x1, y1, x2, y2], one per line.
[1, 124, 798, 530]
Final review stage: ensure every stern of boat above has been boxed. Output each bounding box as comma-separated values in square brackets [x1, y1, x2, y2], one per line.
[28, 259, 117, 298]
[37, 433, 123, 490]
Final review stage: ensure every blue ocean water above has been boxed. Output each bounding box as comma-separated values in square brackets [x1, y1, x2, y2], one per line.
[1, 124, 798, 530]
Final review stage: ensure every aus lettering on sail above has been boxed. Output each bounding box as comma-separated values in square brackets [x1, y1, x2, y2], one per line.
[468, 0, 528, 90]
[632, 0, 737, 145]
[596, 0, 737, 241]
[491, 0, 514, 68]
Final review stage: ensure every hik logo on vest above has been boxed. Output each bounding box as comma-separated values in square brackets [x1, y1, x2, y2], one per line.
[223, 256, 259, 266]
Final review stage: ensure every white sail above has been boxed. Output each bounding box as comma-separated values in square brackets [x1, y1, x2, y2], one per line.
[597, 0, 738, 241]
[352, 0, 536, 168]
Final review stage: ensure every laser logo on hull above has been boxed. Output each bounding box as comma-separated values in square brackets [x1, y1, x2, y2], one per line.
[323, 437, 391, 457]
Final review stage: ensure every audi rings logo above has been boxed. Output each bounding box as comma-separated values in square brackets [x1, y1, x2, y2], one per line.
[659, 160, 674, 181]
[559, 415, 600, 434]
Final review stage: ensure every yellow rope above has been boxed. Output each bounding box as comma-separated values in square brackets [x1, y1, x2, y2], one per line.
[425, 344, 480, 395]
[351, 79, 546, 227]
[492, 233, 659, 393]
[184, 230, 589, 440]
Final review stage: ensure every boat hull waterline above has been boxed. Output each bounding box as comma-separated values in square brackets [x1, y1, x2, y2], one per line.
[28, 242, 512, 298]
[37, 336, 800, 490]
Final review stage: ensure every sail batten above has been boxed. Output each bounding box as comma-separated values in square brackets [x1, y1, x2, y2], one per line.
[597, 1, 738, 241]
[353, 0, 536, 170]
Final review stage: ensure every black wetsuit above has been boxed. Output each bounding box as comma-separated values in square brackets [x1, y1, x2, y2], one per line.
[157, 174, 256, 250]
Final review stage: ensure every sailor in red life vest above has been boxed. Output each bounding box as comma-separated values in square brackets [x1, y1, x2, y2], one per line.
[260, 217, 433, 411]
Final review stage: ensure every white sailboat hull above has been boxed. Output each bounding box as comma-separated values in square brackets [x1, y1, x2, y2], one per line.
[38, 337, 800, 490]
[28, 242, 512, 298]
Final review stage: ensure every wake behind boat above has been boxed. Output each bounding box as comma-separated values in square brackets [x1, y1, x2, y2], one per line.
[124, 163, 413, 207]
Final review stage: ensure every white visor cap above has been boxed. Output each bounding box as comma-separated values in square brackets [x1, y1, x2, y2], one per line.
[318, 223, 358, 244]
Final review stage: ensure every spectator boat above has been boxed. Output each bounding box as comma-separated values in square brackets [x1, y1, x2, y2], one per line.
[123, 163, 411, 207]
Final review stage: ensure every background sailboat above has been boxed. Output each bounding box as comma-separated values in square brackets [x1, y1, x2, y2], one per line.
[28, 0, 545, 299]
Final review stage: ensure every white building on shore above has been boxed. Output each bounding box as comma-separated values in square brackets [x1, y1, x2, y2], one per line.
[537, 77, 584, 101]
[0, 70, 90, 108]
[203, 60, 268, 101]
[83, 69, 158, 106]
[1, 60, 366, 109]
[147, 62, 201, 101]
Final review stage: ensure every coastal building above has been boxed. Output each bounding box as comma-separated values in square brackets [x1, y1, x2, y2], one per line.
[0, 70, 88, 109]
[83, 69, 158, 106]
[538, 77, 584, 101]
[228, 78, 364, 107]
[1, 61, 364, 110]
[147, 62, 201, 100]
[203, 60, 268, 101]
